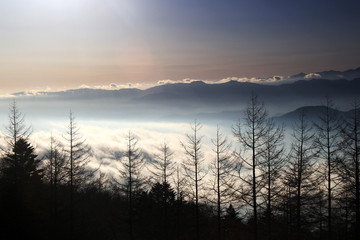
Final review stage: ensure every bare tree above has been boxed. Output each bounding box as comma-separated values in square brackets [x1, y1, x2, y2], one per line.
[232, 93, 268, 240]
[283, 110, 319, 240]
[149, 141, 176, 184]
[116, 131, 145, 240]
[148, 141, 176, 240]
[44, 134, 68, 186]
[314, 97, 340, 240]
[1, 100, 31, 177]
[64, 111, 91, 238]
[258, 119, 285, 239]
[43, 134, 67, 233]
[173, 164, 187, 240]
[4, 100, 32, 149]
[338, 99, 360, 239]
[173, 164, 188, 202]
[181, 120, 205, 240]
[335, 171, 353, 239]
[65, 111, 91, 188]
[210, 127, 234, 240]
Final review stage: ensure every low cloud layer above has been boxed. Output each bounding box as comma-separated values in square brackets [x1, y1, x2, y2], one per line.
[15, 120, 233, 183]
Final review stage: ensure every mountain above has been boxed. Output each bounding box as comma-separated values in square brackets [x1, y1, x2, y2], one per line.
[272, 105, 354, 128]
[4, 67, 360, 120]
[317, 67, 360, 80]
[12, 88, 144, 100]
[139, 78, 360, 102]
[287, 67, 360, 81]
[133, 78, 360, 116]
[162, 110, 242, 123]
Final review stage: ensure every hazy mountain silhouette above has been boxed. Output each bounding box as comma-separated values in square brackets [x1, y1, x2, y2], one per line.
[272, 105, 354, 128]
[139, 78, 359, 103]
[287, 66, 360, 81]
[14, 78, 358, 105]
[6, 67, 360, 120]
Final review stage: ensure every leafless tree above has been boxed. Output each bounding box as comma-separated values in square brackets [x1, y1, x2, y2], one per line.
[232, 93, 268, 240]
[64, 111, 91, 237]
[149, 141, 176, 184]
[43, 134, 67, 233]
[283, 110, 319, 240]
[181, 120, 205, 240]
[44, 134, 68, 186]
[115, 131, 145, 240]
[65, 111, 91, 188]
[314, 97, 340, 240]
[173, 164, 188, 240]
[338, 98, 360, 239]
[4, 100, 32, 149]
[258, 119, 285, 239]
[209, 127, 234, 240]
[173, 164, 188, 202]
[148, 141, 176, 240]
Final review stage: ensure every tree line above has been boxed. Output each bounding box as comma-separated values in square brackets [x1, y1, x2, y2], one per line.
[0, 95, 359, 240]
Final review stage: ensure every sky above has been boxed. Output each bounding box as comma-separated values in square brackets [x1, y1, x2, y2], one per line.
[1, 0, 360, 94]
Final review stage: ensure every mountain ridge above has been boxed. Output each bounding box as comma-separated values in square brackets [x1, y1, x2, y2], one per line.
[4, 67, 360, 120]
[11, 66, 360, 98]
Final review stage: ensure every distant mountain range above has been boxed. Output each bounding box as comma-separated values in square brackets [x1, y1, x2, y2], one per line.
[272, 105, 355, 128]
[285, 66, 360, 82]
[12, 66, 360, 98]
[5, 67, 360, 120]
[160, 105, 355, 127]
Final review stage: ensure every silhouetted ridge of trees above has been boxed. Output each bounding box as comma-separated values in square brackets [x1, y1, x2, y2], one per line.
[0, 97, 359, 240]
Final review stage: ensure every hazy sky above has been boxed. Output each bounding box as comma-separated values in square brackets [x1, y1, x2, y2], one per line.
[1, 0, 360, 93]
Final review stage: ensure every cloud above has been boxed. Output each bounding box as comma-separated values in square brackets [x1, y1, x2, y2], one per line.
[157, 76, 286, 86]
[217, 76, 284, 84]
[157, 78, 202, 85]
[28, 120, 230, 183]
[81, 83, 153, 90]
[109, 83, 119, 88]
[7, 87, 57, 97]
[305, 73, 321, 79]
[0, 93, 17, 99]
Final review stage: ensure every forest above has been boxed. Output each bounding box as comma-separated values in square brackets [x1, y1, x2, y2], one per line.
[0, 94, 359, 240]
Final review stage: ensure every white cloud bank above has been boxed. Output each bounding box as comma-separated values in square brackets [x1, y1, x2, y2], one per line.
[24, 120, 234, 183]
[217, 76, 285, 84]
[305, 73, 322, 79]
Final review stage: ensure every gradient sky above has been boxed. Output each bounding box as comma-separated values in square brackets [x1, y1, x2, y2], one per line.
[1, 0, 360, 93]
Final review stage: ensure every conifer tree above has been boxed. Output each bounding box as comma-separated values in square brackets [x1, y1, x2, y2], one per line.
[2, 138, 43, 187]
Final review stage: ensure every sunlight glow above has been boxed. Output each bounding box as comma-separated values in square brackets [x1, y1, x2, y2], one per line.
[42, 0, 84, 9]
